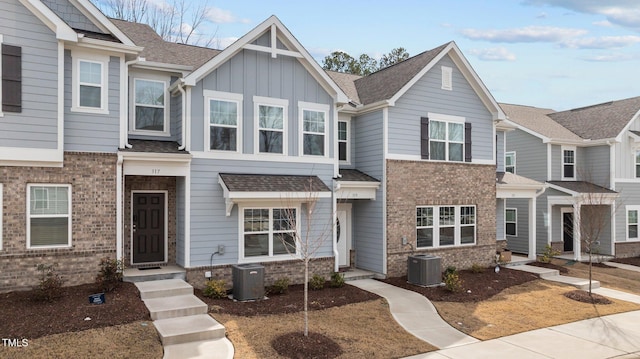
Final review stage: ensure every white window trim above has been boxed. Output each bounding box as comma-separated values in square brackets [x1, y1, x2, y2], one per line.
[441, 66, 452, 91]
[238, 203, 301, 263]
[561, 145, 577, 180]
[129, 77, 170, 137]
[204, 90, 243, 153]
[505, 208, 517, 237]
[634, 148, 640, 179]
[428, 113, 465, 162]
[298, 101, 330, 158]
[254, 96, 288, 155]
[71, 53, 109, 115]
[26, 184, 72, 249]
[416, 205, 476, 249]
[505, 151, 516, 174]
[0, 34, 4, 118]
[338, 118, 351, 165]
[626, 205, 640, 242]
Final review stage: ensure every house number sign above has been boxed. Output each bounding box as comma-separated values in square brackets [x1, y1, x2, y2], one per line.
[151, 169, 161, 174]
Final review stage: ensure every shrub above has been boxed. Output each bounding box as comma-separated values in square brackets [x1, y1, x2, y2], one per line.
[203, 279, 227, 299]
[539, 244, 560, 263]
[309, 274, 325, 290]
[96, 257, 123, 292]
[34, 263, 64, 302]
[271, 277, 290, 294]
[443, 266, 462, 293]
[470, 263, 485, 274]
[330, 272, 345, 288]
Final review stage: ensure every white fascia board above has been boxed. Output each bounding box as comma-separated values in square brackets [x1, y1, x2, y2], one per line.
[496, 188, 540, 199]
[336, 181, 381, 189]
[119, 152, 192, 161]
[77, 37, 142, 54]
[0, 147, 63, 167]
[504, 118, 551, 143]
[18, 0, 77, 41]
[228, 191, 332, 200]
[69, 0, 137, 47]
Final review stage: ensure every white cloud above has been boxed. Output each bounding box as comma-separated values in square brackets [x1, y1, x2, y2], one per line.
[459, 26, 587, 43]
[522, 0, 640, 30]
[559, 35, 640, 49]
[468, 47, 517, 61]
[216, 37, 239, 49]
[581, 53, 635, 62]
[205, 7, 250, 24]
[592, 20, 612, 27]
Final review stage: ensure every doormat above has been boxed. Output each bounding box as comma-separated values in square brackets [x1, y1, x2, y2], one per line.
[138, 266, 161, 271]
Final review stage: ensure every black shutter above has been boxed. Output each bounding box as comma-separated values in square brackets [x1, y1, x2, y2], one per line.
[2, 44, 22, 113]
[420, 117, 429, 159]
[464, 122, 472, 162]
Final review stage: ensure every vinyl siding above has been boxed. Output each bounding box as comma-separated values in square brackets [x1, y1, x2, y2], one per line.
[64, 52, 120, 152]
[496, 131, 505, 172]
[0, 0, 59, 149]
[352, 110, 384, 273]
[388, 55, 494, 162]
[506, 129, 547, 181]
[581, 145, 610, 188]
[496, 199, 505, 240]
[505, 198, 529, 253]
[614, 182, 640, 244]
[41, 0, 102, 33]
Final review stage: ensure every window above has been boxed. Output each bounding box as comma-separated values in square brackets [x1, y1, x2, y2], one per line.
[505, 208, 517, 236]
[27, 184, 71, 248]
[133, 79, 166, 133]
[429, 120, 464, 161]
[505, 152, 516, 174]
[72, 54, 108, 114]
[338, 120, 349, 162]
[562, 146, 576, 180]
[416, 205, 476, 248]
[242, 207, 297, 259]
[1, 39, 22, 113]
[255, 96, 288, 154]
[205, 91, 243, 152]
[299, 102, 329, 157]
[628, 207, 639, 241]
[635, 150, 640, 178]
[441, 66, 452, 91]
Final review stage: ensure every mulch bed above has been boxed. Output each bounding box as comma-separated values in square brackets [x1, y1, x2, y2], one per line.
[381, 267, 538, 302]
[611, 256, 640, 267]
[564, 290, 613, 304]
[196, 282, 380, 316]
[272, 332, 343, 359]
[528, 261, 570, 274]
[0, 282, 149, 339]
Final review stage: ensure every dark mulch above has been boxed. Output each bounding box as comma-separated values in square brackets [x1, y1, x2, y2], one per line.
[564, 290, 613, 304]
[528, 261, 570, 274]
[0, 282, 149, 339]
[272, 331, 343, 359]
[381, 267, 538, 302]
[611, 256, 640, 267]
[196, 281, 380, 316]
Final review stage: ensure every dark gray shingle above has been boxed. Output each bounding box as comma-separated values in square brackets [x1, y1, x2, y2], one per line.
[219, 174, 330, 193]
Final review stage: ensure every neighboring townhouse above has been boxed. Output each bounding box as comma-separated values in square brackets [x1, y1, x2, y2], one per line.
[503, 97, 640, 261]
[0, 0, 541, 292]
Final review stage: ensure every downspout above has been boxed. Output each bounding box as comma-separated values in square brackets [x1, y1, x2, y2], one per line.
[176, 79, 186, 151]
[123, 58, 143, 149]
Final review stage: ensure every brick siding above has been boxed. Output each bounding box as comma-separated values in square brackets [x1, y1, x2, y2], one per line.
[615, 242, 640, 258]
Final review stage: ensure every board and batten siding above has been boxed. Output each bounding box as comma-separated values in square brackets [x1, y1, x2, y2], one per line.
[0, 0, 59, 149]
[388, 55, 494, 162]
[352, 110, 385, 274]
[189, 158, 335, 267]
[41, 0, 102, 33]
[63, 52, 120, 152]
[506, 129, 547, 182]
[615, 119, 640, 179]
[192, 45, 334, 156]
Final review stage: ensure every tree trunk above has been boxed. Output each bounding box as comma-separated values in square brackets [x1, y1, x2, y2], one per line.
[304, 258, 309, 337]
[588, 251, 592, 297]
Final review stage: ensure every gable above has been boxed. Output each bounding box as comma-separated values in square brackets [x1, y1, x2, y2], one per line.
[41, 0, 102, 33]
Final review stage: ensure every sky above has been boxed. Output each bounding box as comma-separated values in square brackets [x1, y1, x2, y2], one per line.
[116, 0, 640, 111]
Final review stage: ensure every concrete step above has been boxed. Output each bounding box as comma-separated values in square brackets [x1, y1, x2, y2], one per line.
[510, 264, 560, 279]
[342, 269, 377, 282]
[547, 275, 600, 290]
[154, 314, 225, 346]
[135, 279, 193, 300]
[144, 295, 208, 320]
[123, 266, 186, 283]
[163, 338, 234, 359]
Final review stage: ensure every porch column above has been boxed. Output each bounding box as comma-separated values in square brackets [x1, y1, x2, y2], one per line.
[528, 197, 536, 260]
[574, 203, 582, 261]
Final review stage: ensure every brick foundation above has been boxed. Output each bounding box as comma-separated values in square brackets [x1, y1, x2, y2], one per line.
[0, 152, 117, 292]
[615, 242, 640, 258]
[385, 160, 496, 277]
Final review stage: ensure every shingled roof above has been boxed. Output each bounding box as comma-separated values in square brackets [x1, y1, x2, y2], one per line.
[219, 174, 330, 193]
[500, 103, 581, 141]
[326, 71, 362, 104]
[110, 18, 220, 68]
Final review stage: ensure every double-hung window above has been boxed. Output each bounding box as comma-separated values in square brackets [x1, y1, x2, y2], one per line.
[255, 96, 288, 154]
[72, 54, 108, 114]
[429, 120, 464, 161]
[300, 102, 329, 156]
[242, 207, 297, 259]
[627, 206, 639, 241]
[416, 205, 476, 248]
[562, 146, 576, 180]
[27, 184, 72, 248]
[635, 150, 640, 178]
[205, 91, 242, 152]
[338, 120, 349, 163]
[133, 79, 166, 133]
[505, 208, 517, 236]
[505, 152, 516, 174]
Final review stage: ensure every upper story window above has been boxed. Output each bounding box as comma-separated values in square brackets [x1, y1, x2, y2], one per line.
[133, 79, 167, 134]
[505, 152, 516, 174]
[299, 102, 329, 157]
[72, 53, 109, 114]
[421, 114, 471, 162]
[338, 120, 350, 163]
[27, 184, 72, 248]
[635, 150, 640, 178]
[1, 38, 22, 114]
[205, 90, 242, 152]
[241, 206, 298, 260]
[255, 96, 288, 155]
[416, 205, 476, 248]
[505, 208, 517, 236]
[562, 146, 576, 180]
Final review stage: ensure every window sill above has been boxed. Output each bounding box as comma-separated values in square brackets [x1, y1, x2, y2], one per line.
[27, 244, 72, 250]
[70, 106, 109, 115]
[238, 254, 300, 263]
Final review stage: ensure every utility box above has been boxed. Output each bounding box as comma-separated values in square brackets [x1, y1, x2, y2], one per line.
[232, 263, 265, 301]
[407, 255, 441, 287]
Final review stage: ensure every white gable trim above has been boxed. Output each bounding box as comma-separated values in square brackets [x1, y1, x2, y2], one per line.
[18, 0, 77, 41]
[615, 107, 640, 143]
[68, 0, 137, 47]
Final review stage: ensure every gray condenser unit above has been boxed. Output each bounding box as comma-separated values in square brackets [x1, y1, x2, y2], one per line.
[407, 255, 441, 287]
[232, 263, 265, 301]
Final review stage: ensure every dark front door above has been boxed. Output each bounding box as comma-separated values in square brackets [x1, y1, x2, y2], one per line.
[563, 212, 574, 252]
[133, 193, 165, 264]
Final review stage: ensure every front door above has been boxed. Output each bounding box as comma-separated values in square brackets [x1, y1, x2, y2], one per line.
[563, 211, 574, 252]
[132, 192, 166, 264]
[336, 204, 352, 267]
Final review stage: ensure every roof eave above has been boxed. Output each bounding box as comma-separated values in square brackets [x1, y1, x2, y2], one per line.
[18, 0, 78, 42]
